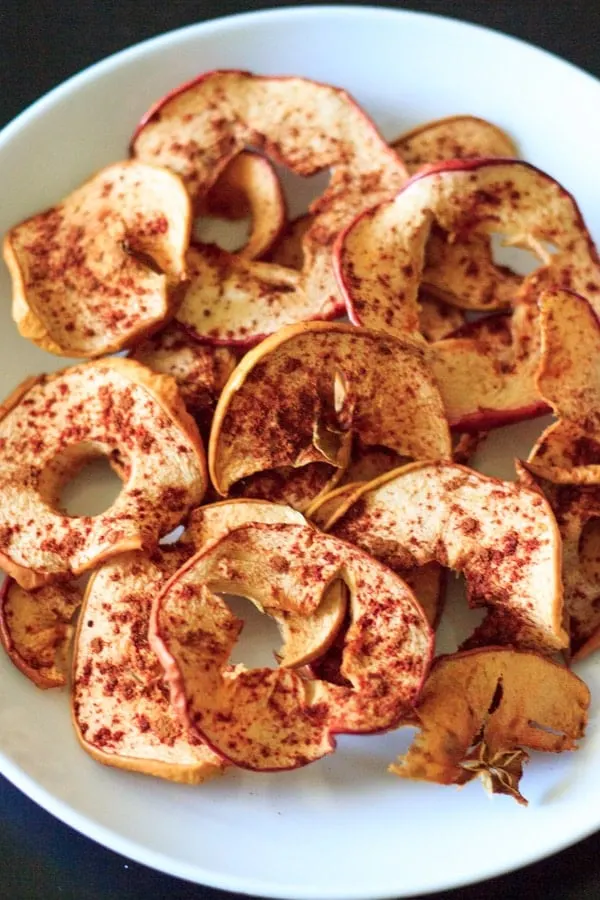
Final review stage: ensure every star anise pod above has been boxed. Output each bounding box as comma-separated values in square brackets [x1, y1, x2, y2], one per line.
[460, 741, 529, 806]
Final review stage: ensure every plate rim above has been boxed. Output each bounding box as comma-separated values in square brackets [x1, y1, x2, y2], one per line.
[1, 5, 600, 898]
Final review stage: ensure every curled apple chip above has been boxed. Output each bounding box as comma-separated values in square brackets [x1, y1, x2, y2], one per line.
[73, 545, 225, 783]
[0, 578, 81, 688]
[4, 161, 191, 358]
[391, 115, 518, 173]
[337, 159, 600, 340]
[130, 323, 237, 433]
[0, 358, 206, 589]
[209, 322, 451, 508]
[150, 523, 433, 770]
[326, 462, 566, 652]
[184, 499, 346, 668]
[200, 151, 286, 259]
[390, 648, 589, 805]
[265, 214, 312, 270]
[527, 290, 600, 482]
[133, 70, 407, 344]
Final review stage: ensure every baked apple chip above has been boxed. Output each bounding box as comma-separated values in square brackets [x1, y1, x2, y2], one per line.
[73, 545, 225, 783]
[4, 161, 191, 358]
[132, 70, 407, 344]
[0, 578, 81, 688]
[0, 358, 206, 589]
[150, 522, 433, 770]
[527, 290, 600, 482]
[326, 462, 566, 652]
[391, 115, 518, 173]
[336, 160, 600, 429]
[184, 499, 346, 668]
[130, 323, 237, 434]
[391, 648, 589, 805]
[209, 322, 451, 508]
[200, 151, 286, 259]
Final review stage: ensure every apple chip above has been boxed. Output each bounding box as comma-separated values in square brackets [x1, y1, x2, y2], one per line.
[209, 322, 451, 508]
[73, 545, 225, 783]
[130, 323, 237, 434]
[0, 578, 81, 688]
[183, 498, 347, 667]
[200, 151, 286, 259]
[527, 290, 600, 482]
[337, 159, 600, 338]
[326, 462, 566, 652]
[133, 70, 407, 344]
[391, 648, 589, 805]
[391, 115, 518, 173]
[0, 358, 206, 589]
[150, 523, 433, 770]
[4, 161, 191, 358]
[265, 214, 312, 269]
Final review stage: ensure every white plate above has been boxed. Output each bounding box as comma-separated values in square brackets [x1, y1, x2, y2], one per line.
[1, 6, 600, 899]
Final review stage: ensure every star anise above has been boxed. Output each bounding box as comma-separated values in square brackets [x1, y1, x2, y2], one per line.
[460, 741, 529, 806]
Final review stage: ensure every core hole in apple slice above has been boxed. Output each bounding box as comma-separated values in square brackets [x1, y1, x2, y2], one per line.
[58, 455, 123, 518]
[433, 572, 486, 656]
[223, 593, 283, 669]
[274, 165, 331, 220]
[489, 232, 558, 277]
[193, 215, 252, 254]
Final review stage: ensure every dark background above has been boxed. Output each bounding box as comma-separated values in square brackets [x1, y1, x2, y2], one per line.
[1, 1, 600, 898]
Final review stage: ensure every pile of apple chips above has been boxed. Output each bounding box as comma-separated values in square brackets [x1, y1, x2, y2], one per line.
[1, 71, 597, 803]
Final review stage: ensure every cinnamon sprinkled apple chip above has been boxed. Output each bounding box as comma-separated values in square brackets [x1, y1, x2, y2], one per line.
[73, 545, 225, 783]
[0, 358, 206, 588]
[132, 70, 407, 344]
[209, 322, 451, 509]
[336, 159, 600, 430]
[4, 161, 191, 358]
[0, 578, 81, 688]
[150, 522, 433, 771]
[326, 462, 566, 652]
[391, 648, 589, 805]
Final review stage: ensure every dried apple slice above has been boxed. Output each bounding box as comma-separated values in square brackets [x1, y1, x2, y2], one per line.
[0, 578, 81, 688]
[527, 290, 600, 482]
[326, 461, 566, 652]
[150, 522, 433, 770]
[265, 214, 312, 269]
[73, 545, 225, 783]
[0, 358, 206, 589]
[209, 322, 451, 508]
[337, 159, 600, 340]
[391, 648, 589, 805]
[306, 483, 364, 530]
[130, 322, 237, 434]
[183, 498, 346, 667]
[3, 161, 191, 358]
[200, 151, 286, 259]
[132, 70, 407, 345]
[391, 115, 518, 173]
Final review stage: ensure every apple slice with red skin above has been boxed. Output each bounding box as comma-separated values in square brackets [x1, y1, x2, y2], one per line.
[132, 70, 407, 346]
[390, 114, 518, 173]
[391, 647, 589, 805]
[183, 499, 347, 667]
[4, 161, 191, 358]
[527, 290, 600, 482]
[199, 151, 286, 260]
[336, 159, 600, 339]
[150, 522, 433, 771]
[326, 461, 566, 653]
[0, 578, 81, 688]
[336, 159, 600, 430]
[208, 322, 451, 509]
[72, 545, 226, 784]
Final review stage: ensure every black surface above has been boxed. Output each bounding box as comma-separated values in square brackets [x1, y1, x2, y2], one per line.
[2, 2, 600, 898]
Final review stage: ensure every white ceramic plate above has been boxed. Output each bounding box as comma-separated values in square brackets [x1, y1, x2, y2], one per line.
[1, 6, 600, 899]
